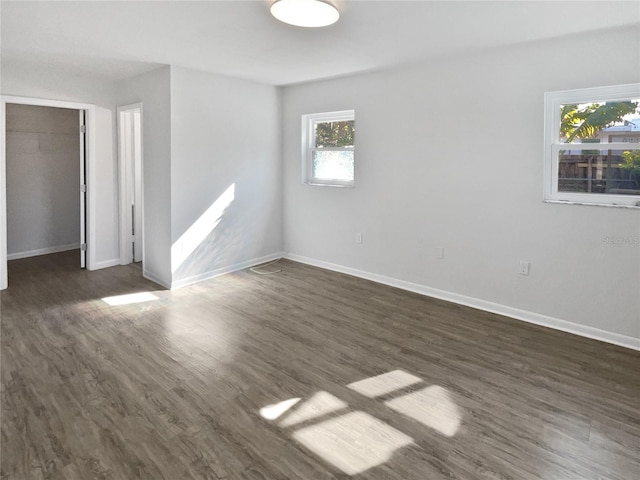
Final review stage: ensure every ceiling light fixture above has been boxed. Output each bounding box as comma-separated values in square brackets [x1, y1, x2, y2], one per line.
[270, 0, 340, 28]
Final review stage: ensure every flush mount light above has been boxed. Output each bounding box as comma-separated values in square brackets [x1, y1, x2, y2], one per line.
[270, 0, 340, 28]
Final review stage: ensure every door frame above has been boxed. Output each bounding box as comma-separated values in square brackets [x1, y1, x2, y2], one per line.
[117, 103, 144, 266]
[0, 95, 97, 290]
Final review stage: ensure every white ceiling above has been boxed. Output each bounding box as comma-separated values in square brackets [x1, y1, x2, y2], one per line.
[2, 1, 639, 86]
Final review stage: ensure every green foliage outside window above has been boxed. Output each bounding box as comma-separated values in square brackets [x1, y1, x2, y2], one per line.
[315, 121, 355, 148]
[619, 150, 640, 188]
[560, 101, 638, 142]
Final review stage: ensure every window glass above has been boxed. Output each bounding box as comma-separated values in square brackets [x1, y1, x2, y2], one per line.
[312, 150, 354, 181]
[315, 120, 355, 148]
[558, 149, 640, 194]
[559, 100, 639, 144]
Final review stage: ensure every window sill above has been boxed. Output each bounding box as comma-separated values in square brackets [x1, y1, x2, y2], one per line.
[305, 182, 355, 188]
[543, 199, 640, 209]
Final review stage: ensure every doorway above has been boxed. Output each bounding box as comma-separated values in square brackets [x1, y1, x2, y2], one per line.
[118, 104, 143, 266]
[1, 96, 96, 290]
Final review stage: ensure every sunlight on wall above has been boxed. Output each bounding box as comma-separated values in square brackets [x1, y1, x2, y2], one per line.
[101, 292, 159, 306]
[347, 370, 422, 398]
[259, 398, 301, 421]
[292, 411, 413, 476]
[279, 391, 348, 428]
[171, 183, 235, 273]
[385, 385, 462, 437]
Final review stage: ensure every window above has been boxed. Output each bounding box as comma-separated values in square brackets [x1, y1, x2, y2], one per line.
[302, 110, 355, 187]
[543, 84, 640, 207]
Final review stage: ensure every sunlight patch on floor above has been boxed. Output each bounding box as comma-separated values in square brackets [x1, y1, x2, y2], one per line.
[292, 411, 413, 475]
[279, 391, 348, 427]
[385, 385, 462, 437]
[101, 291, 159, 306]
[347, 369, 422, 398]
[164, 310, 238, 366]
[259, 398, 301, 421]
[259, 369, 463, 475]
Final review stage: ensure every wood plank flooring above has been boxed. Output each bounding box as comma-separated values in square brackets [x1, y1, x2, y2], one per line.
[1, 250, 639, 479]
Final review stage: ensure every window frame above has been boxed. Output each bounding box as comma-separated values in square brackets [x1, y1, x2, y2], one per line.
[301, 110, 355, 187]
[543, 83, 640, 208]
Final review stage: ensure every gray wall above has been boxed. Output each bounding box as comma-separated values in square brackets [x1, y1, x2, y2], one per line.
[117, 66, 173, 288]
[282, 26, 640, 343]
[169, 66, 282, 286]
[117, 66, 283, 288]
[6, 104, 80, 258]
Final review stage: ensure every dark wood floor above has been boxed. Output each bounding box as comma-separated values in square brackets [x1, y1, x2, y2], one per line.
[1, 251, 639, 480]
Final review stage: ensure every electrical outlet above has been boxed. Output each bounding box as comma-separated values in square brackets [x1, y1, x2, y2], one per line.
[355, 233, 363, 244]
[519, 261, 530, 276]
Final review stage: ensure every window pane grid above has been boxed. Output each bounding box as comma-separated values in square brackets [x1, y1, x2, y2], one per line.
[544, 84, 640, 206]
[302, 110, 355, 187]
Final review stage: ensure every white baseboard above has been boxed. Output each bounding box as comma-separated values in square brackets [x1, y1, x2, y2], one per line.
[284, 253, 640, 352]
[7, 243, 79, 260]
[92, 258, 120, 270]
[143, 269, 171, 290]
[170, 252, 285, 290]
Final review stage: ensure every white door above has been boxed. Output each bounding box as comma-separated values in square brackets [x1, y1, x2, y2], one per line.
[132, 110, 142, 262]
[118, 104, 143, 265]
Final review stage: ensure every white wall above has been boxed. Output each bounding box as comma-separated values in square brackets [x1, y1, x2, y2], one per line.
[169, 66, 282, 287]
[1, 60, 119, 268]
[6, 104, 80, 258]
[116, 67, 172, 288]
[283, 26, 640, 345]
